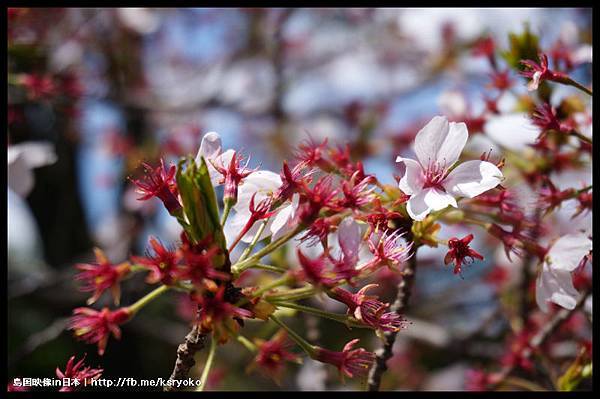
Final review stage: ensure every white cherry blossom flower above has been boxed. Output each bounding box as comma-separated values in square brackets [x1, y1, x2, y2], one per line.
[536, 233, 592, 313]
[8, 141, 57, 197]
[397, 116, 503, 221]
[224, 171, 299, 245]
[195, 131, 234, 187]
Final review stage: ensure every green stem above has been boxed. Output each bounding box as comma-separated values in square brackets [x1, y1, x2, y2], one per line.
[127, 285, 170, 315]
[575, 185, 593, 195]
[252, 275, 294, 298]
[270, 301, 371, 329]
[571, 130, 592, 145]
[565, 77, 593, 96]
[220, 200, 233, 226]
[264, 286, 317, 302]
[196, 337, 217, 392]
[236, 275, 294, 307]
[251, 263, 288, 273]
[232, 224, 304, 275]
[236, 335, 258, 353]
[269, 314, 316, 357]
[237, 220, 269, 263]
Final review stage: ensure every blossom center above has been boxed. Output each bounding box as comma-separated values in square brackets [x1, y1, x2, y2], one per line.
[422, 161, 447, 190]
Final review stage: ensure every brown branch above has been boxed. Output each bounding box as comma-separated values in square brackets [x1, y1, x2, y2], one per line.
[489, 288, 591, 390]
[163, 307, 207, 392]
[367, 236, 418, 391]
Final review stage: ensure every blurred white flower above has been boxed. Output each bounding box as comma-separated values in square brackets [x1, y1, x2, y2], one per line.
[7, 141, 57, 197]
[117, 8, 160, 35]
[484, 113, 540, 151]
[296, 358, 327, 391]
[536, 233, 592, 312]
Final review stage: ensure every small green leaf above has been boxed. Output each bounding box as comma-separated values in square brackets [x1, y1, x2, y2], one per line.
[501, 23, 541, 71]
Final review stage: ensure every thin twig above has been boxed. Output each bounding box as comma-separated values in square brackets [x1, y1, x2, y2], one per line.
[163, 307, 206, 392]
[489, 288, 591, 390]
[367, 234, 418, 391]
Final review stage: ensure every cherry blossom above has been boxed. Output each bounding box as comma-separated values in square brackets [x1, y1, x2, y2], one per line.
[195, 131, 235, 186]
[536, 233, 592, 312]
[397, 116, 503, 221]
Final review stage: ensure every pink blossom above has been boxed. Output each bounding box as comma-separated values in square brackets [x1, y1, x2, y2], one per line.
[397, 116, 503, 221]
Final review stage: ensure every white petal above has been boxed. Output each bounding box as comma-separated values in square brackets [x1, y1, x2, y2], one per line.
[423, 188, 458, 211]
[438, 122, 468, 167]
[484, 113, 540, 151]
[414, 116, 450, 167]
[536, 262, 579, 313]
[338, 216, 361, 263]
[528, 71, 542, 91]
[547, 233, 592, 272]
[244, 170, 282, 189]
[443, 160, 502, 198]
[406, 190, 431, 221]
[224, 210, 272, 244]
[396, 157, 424, 195]
[437, 90, 467, 118]
[414, 116, 468, 168]
[8, 142, 57, 168]
[196, 131, 222, 163]
[270, 194, 299, 241]
[234, 170, 282, 213]
[7, 152, 34, 197]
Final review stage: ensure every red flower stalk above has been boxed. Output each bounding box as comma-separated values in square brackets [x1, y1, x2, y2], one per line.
[537, 177, 576, 215]
[299, 216, 336, 247]
[178, 244, 230, 292]
[531, 103, 573, 136]
[296, 249, 342, 287]
[363, 199, 403, 234]
[295, 137, 334, 172]
[314, 339, 375, 378]
[56, 355, 103, 392]
[501, 330, 535, 372]
[487, 70, 512, 91]
[132, 237, 181, 285]
[487, 224, 525, 261]
[228, 193, 276, 252]
[69, 307, 132, 356]
[193, 285, 253, 343]
[131, 159, 181, 216]
[550, 40, 575, 72]
[520, 53, 569, 91]
[274, 161, 313, 204]
[212, 151, 255, 205]
[444, 234, 484, 275]
[572, 190, 592, 218]
[483, 96, 500, 114]
[472, 36, 495, 59]
[336, 171, 375, 210]
[296, 176, 340, 223]
[328, 144, 368, 180]
[19, 73, 56, 100]
[329, 284, 406, 332]
[366, 230, 413, 271]
[75, 248, 131, 305]
[251, 330, 300, 383]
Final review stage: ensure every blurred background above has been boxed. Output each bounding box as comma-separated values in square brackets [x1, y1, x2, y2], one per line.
[7, 8, 592, 391]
